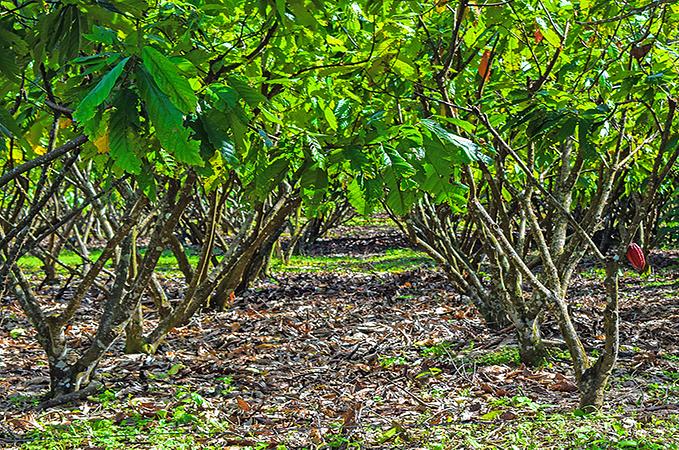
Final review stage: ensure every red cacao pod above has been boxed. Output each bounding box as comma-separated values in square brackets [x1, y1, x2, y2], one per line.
[626, 243, 646, 272]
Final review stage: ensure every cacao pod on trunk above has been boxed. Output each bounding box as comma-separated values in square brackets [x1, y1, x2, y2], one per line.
[626, 243, 646, 272]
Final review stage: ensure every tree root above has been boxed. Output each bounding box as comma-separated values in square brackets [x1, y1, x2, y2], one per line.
[38, 381, 103, 410]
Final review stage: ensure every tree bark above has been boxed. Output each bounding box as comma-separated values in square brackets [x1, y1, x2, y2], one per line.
[515, 317, 547, 366]
[578, 258, 619, 411]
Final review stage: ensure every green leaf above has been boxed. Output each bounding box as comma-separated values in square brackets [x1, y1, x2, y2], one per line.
[73, 57, 129, 126]
[201, 109, 237, 164]
[137, 169, 157, 202]
[578, 118, 595, 160]
[137, 68, 203, 166]
[480, 410, 504, 421]
[440, 116, 475, 134]
[324, 106, 338, 131]
[379, 426, 399, 444]
[347, 178, 367, 215]
[306, 134, 326, 169]
[0, 107, 28, 148]
[382, 147, 416, 177]
[109, 92, 142, 174]
[253, 156, 289, 199]
[422, 163, 450, 196]
[227, 76, 266, 107]
[83, 25, 116, 45]
[300, 165, 328, 190]
[115, 0, 149, 15]
[261, 107, 284, 126]
[393, 58, 416, 78]
[167, 363, 185, 376]
[422, 119, 488, 164]
[210, 85, 239, 110]
[386, 187, 415, 216]
[664, 134, 679, 154]
[142, 46, 197, 114]
[535, 18, 561, 48]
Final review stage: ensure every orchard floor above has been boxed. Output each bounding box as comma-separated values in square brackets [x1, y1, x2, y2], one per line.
[1, 222, 678, 449]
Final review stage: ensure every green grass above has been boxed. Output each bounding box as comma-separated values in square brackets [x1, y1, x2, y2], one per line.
[19, 251, 99, 271]
[417, 341, 521, 367]
[18, 249, 203, 274]
[19, 248, 431, 276]
[16, 411, 679, 449]
[642, 278, 678, 288]
[419, 413, 679, 449]
[19, 417, 227, 450]
[343, 213, 396, 228]
[270, 248, 433, 274]
[474, 346, 521, 366]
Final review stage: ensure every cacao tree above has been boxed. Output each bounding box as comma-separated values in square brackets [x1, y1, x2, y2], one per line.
[0, 0, 399, 400]
[347, 0, 679, 408]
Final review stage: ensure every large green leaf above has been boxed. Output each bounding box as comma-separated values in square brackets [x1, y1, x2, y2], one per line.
[227, 76, 266, 107]
[252, 156, 289, 199]
[386, 187, 415, 216]
[347, 178, 368, 215]
[137, 68, 203, 166]
[142, 46, 198, 114]
[382, 146, 416, 177]
[200, 108, 237, 164]
[421, 119, 489, 164]
[73, 57, 129, 126]
[109, 92, 142, 174]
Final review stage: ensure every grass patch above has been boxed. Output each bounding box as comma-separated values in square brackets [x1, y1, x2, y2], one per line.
[343, 213, 395, 228]
[418, 342, 521, 367]
[18, 251, 98, 271]
[271, 248, 433, 274]
[641, 278, 678, 288]
[474, 346, 521, 366]
[19, 248, 431, 277]
[18, 248, 203, 276]
[17, 412, 679, 449]
[421, 413, 679, 449]
[19, 417, 228, 450]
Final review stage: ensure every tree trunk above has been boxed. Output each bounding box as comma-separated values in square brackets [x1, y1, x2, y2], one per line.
[124, 228, 144, 353]
[578, 258, 620, 411]
[578, 366, 609, 411]
[48, 357, 99, 399]
[234, 224, 285, 294]
[515, 317, 547, 366]
[295, 217, 322, 255]
[469, 289, 510, 330]
[125, 301, 144, 353]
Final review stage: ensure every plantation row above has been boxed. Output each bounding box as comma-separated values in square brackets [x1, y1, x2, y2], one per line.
[0, 0, 677, 414]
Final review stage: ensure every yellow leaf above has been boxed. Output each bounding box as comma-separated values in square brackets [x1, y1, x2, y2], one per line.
[33, 145, 47, 156]
[9, 148, 23, 162]
[59, 118, 72, 129]
[93, 131, 110, 154]
[326, 35, 345, 47]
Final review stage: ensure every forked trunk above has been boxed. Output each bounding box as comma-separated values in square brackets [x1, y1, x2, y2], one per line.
[46, 354, 102, 405]
[49, 361, 85, 398]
